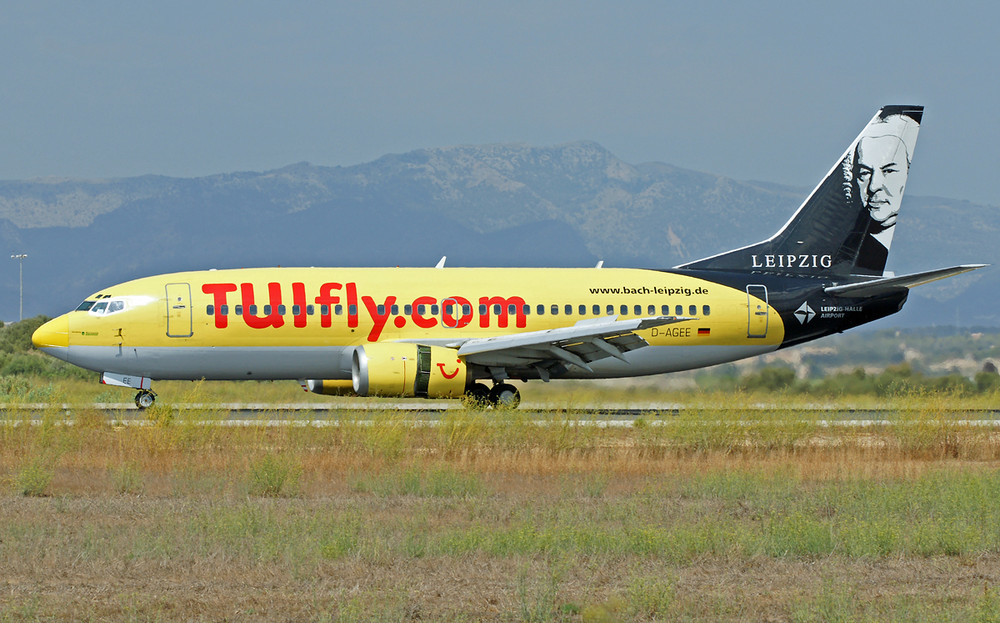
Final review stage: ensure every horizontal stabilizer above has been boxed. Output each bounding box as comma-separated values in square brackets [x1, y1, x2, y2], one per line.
[824, 264, 986, 298]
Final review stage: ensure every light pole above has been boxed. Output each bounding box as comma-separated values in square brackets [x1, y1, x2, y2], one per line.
[10, 253, 26, 322]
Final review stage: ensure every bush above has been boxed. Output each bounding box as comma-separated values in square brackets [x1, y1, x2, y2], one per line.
[741, 366, 797, 392]
[0, 316, 49, 354]
[247, 454, 302, 497]
[15, 458, 54, 497]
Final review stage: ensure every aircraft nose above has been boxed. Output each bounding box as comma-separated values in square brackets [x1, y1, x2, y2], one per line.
[32, 315, 70, 349]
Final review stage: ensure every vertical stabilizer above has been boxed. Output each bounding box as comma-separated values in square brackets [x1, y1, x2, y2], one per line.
[680, 106, 922, 277]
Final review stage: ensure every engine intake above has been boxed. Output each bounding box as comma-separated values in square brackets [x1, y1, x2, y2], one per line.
[352, 344, 467, 398]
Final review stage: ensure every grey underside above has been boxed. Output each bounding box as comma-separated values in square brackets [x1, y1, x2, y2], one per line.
[44, 344, 778, 381]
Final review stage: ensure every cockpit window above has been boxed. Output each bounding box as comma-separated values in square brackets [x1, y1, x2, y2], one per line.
[87, 299, 127, 316]
[76, 300, 96, 311]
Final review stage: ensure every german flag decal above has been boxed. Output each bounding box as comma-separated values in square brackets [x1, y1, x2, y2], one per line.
[698, 328, 711, 336]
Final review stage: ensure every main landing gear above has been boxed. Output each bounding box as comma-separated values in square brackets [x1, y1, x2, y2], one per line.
[462, 382, 521, 409]
[134, 390, 156, 409]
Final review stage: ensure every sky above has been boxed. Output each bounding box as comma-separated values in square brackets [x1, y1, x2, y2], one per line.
[2, 1, 999, 206]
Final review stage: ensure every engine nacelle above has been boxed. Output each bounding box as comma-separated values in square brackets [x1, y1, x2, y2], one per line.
[352, 344, 467, 398]
[303, 379, 356, 396]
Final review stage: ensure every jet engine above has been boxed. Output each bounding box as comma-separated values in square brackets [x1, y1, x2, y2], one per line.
[350, 344, 468, 398]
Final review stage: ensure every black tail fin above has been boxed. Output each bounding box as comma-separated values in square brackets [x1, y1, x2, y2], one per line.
[679, 105, 922, 277]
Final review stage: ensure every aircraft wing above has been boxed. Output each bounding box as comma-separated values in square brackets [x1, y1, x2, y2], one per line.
[824, 264, 986, 298]
[451, 315, 694, 377]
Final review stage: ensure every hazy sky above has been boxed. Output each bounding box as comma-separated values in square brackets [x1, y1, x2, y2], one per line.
[2, 1, 998, 205]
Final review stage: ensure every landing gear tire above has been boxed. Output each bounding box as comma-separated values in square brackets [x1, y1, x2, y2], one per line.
[489, 383, 521, 410]
[135, 390, 156, 409]
[462, 383, 491, 409]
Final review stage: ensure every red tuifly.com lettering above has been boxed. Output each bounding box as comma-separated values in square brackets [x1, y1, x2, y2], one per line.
[201, 282, 527, 341]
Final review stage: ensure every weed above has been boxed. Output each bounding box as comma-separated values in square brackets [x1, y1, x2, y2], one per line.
[247, 453, 303, 497]
[626, 575, 675, 618]
[516, 564, 564, 622]
[349, 465, 482, 497]
[109, 462, 144, 495]
[15, 456, 54, 496]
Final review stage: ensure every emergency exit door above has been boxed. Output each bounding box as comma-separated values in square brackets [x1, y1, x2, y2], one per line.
[166, 283, 193, 337]
[746, 284, 769, 338]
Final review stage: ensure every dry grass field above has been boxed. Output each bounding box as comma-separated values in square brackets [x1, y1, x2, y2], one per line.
[2, 383, 1000, 621]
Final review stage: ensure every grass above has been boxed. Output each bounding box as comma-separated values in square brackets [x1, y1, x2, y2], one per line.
[3, 383, 1000, 619]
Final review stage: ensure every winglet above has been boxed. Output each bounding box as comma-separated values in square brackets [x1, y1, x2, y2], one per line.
[435, 256, 447, 269]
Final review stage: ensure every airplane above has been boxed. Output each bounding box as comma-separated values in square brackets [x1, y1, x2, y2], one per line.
[31, 106, 984, 409]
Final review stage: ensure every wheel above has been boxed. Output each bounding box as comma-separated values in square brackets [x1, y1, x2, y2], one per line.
[135, 390, 156, 409]
[462, 383, 491, 409]
[488, 383, 521, 409]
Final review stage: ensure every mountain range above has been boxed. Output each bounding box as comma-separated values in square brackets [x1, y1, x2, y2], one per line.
[0, 141, 995, 326]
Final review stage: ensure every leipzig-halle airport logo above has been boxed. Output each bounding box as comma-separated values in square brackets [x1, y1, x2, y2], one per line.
[795, 302, 816, 324]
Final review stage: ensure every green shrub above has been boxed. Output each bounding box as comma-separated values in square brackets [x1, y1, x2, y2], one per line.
[247, 454, 302, 497]
[15, 457, 54, 497]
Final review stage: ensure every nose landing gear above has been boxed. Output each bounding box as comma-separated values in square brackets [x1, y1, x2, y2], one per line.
[134, 390, 156, 409]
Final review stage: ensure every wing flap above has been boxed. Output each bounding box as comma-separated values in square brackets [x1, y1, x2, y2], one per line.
[457, 315, 693, 371]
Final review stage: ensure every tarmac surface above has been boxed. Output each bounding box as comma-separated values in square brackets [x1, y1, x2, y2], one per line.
[3, 402, 1000, 427]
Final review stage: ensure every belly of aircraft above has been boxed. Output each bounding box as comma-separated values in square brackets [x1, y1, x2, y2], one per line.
[59, 345, 355, 380]
[56, 342, 778, 381]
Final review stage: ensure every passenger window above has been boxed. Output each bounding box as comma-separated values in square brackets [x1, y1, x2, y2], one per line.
[578, 305, 586, 315]
[292, 305, 300, 316]
[536, 304, 545, 315]
[335, 305, 343, 315]
[479, 304, 487, 315]
[689, 305, 697, 316]
[634, 305, 642, 315]
[493, 304, 502, 315]
[277, 305, 286, 315]
[606, 305, 614, 315]
[620, 304, 628, 315]
[248, 305, 258, 315]
[703, 305, 711, 316]
[377, 304, 385, 315]
[551, 304, 559, 315]
[348, 305, 358, 316]
[391, 305, 399, 315]
[661, 305, 669, 315]
[431, 305, 439, 315]
[220, 305, 228, 315]
[508, 304, 517, 315]
[306, 305, 314, 315]
[235, 305, 243, 316]
[418, 305, 426, 315]
[647, 305, 655, 315]
[592, 305, 600, 315]
[319, 305, 328, 316]
[206, 305, 214, 316]
[564, 304, 572, 315]
[263, 305, 271, 315]
[676, 305, 683, 315]
[521, 305, 529, 315]
[404, 304, 413, 315]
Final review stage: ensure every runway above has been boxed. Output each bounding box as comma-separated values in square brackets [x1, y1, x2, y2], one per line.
[4, 402, 1000, 428]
